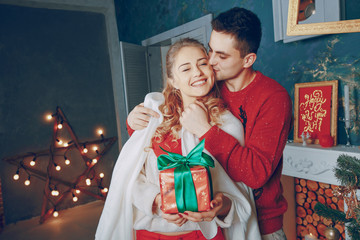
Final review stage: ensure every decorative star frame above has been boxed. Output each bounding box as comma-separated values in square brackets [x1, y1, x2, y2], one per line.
[2, 106, 117, 223]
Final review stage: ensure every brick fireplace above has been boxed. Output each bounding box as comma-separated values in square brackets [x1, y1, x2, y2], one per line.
[282, 142, 360, 240]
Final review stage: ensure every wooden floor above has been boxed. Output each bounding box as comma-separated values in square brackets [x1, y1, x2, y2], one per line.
[0, 200, 104, 240]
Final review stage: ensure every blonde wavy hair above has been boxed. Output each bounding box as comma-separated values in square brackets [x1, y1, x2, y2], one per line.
[152, 38, 227, 145]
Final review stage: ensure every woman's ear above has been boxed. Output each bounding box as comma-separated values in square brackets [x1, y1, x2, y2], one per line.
[169, 77, 179, 90]
[243, 53, 257, 68]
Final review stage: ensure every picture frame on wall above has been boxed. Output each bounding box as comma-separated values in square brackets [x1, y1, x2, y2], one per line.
[294, 80, 338, 145]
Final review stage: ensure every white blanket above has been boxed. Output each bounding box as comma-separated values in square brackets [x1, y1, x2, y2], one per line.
[95, 92, 260, 240]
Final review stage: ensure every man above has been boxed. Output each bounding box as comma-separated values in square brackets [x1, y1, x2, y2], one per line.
[127, 7, 292, 240]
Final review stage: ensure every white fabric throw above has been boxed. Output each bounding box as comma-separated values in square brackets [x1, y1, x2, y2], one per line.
[95, 92, 260, 240]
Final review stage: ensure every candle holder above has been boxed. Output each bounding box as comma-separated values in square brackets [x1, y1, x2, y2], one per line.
[339, 117, 353, 147]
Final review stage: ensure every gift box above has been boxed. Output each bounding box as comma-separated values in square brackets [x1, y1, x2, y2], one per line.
[159, 166, 211, 213]
[157, 139, 214, 214]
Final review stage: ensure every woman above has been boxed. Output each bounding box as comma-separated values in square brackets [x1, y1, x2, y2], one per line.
[95, 38, 260, 240]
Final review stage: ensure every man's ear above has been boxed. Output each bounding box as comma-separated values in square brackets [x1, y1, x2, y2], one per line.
[243, 53, 257, 68]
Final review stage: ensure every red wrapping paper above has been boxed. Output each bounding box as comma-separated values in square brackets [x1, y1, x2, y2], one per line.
[159, 166, 211, 214]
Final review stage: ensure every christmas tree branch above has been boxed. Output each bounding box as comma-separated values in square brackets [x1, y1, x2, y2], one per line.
[314, 202, 352, 224]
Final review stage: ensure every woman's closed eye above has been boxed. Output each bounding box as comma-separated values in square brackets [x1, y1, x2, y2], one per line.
[181, 67, 190, 72]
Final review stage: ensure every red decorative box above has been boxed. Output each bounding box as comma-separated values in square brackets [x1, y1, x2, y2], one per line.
[159, 166, 211, 214]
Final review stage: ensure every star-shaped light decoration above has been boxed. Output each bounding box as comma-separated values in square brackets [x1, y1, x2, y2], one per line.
[3, 106, 117, 223]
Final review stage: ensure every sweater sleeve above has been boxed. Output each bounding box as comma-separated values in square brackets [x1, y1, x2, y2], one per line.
[201, 91, 292, 189]
[126, 119, 135, 136]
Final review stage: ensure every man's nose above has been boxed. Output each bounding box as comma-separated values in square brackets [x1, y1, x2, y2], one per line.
[209, 53, 216, 65]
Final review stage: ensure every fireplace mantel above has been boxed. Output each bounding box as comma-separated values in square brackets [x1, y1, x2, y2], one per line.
[283, 142, 360, 185]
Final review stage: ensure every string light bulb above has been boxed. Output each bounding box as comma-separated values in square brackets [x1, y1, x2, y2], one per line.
[53, 209, 59, 217]
[97, 129, 103, 135]
[51, 186, 59, 196]
[86, 178, 91, 186]
[99, 173, 104, 178]
[64, 156, 70, 165]
[92, 159, 98, 164]
[57, 123, 63, 129]
[72, 193, 78, 202]
[75, 189, 80, 194]
[83, 144, 88, 153]
[103, 187, 108, 193]
[54, 163, 61, 171]
[13, 169, 20, 180]
[24, 176, 31, 186]
[46, 114, 53, 120]
[93, 146, 98, 152]
[63, 142, 69, 147]
[30, 156, 36, 166]
[56, 139, 63, 145]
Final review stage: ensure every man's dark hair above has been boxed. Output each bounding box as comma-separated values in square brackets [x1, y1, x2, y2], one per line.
[212, 7, 262, 57]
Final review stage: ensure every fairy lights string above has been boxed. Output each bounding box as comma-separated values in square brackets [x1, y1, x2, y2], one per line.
[2, 106, 117, 223]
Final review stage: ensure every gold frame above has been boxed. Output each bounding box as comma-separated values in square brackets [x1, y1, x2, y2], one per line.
[287, 0, 360, 36]
[294, 80, 338, 145]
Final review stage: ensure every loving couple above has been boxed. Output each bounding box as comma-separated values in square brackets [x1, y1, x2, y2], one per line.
[96, 7, 292, 240]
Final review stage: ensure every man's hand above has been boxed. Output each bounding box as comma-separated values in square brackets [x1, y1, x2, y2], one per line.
[127, 103, 160, 131]
[180, 193, 231, 222]
[180, 101, 212, 138]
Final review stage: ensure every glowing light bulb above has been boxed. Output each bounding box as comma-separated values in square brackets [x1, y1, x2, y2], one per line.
[54, 163, 61, 171]
[51, 189, 59, 196]
[25, 179, 30, 186]
[103, 187, 108, 193]
[53, 211, 59, 217]
[13, 173, 19, 180]
[99, 173, 104, 178]
[63, 142, 68, 147]
[73, 196, 78, 202]
[75, 189, 80, 194]
[86, 178, 91, 186]
[93, 146, 98, 152]
[65, 159, 70, 165]
[46, 114, 53, 120]
[30, 160, 36, 166]
[57, 123, 63, 129]
[92, 159, 98, 164]
[97, 129, 103, 135]
[58, 139, 63, 145]
[83, 148, 88, 153]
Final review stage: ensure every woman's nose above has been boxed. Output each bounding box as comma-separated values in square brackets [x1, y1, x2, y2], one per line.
[193, 67, 202, 76]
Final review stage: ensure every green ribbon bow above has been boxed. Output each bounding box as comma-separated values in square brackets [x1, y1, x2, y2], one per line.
[157, 139, 214, 213]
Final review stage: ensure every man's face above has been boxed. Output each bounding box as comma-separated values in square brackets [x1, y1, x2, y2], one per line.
[208, 30, 245, 82]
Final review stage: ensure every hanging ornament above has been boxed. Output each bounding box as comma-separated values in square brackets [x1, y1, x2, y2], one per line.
[324, 226, 340, 240]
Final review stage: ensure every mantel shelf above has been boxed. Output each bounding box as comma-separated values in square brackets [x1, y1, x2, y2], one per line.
[282, 142, 360, 185]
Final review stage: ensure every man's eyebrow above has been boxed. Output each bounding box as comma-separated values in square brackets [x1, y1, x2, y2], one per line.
[208, 44, 229, 55]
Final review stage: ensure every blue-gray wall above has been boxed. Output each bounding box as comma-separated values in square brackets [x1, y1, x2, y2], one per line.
[0, 4, 119, 224]
[115, 0, 360, 145]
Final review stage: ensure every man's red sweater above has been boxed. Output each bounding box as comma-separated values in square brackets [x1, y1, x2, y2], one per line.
[200, 71, 292, 234]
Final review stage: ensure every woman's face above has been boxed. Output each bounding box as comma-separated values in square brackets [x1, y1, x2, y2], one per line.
[170, 46, 215, 107]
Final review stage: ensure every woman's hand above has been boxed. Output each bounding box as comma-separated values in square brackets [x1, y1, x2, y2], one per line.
[162, 212, 188, 227]
[127, 103, 160, 131]
[153, 194, 188, 227]
[180, 193, 231, 222]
